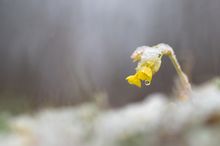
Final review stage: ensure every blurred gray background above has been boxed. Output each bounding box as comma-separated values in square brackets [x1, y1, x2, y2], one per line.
[0, 0, 220, 111]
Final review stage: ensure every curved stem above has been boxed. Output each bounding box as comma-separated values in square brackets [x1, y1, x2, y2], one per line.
[167, 51, 191, 100]
[169, 54, 190, 86]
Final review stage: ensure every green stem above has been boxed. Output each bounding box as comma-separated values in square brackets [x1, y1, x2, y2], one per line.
[168, 52, 191, 91]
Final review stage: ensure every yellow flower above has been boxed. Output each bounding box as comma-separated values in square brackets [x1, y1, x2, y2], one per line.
[126, 74, 141, 87]
[136, 66, 152, 81]
[126, 65, 154, 87]
[126, 44, 191, 101]
[126, 66, 152, 88]
[126, 45, 163, 87]
[130, 65, 154, 86]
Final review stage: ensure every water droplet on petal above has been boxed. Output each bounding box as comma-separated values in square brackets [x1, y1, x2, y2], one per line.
[144, 80, 151, 86]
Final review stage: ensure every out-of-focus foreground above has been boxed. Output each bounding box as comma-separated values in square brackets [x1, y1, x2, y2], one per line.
[0, 79, 220, 146]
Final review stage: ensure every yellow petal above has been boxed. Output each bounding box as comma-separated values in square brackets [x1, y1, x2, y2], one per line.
[126, 75, 141, 87]
[136, 66, 152, 82]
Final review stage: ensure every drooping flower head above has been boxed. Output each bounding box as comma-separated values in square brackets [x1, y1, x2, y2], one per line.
[126, 44, 173, 87]
[126, 43, 191, 100]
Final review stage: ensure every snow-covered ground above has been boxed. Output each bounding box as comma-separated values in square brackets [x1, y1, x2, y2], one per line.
[1, 79, 220, 146]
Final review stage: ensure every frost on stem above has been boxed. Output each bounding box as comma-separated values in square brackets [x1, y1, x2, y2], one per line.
[126, 43, 191, 100]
